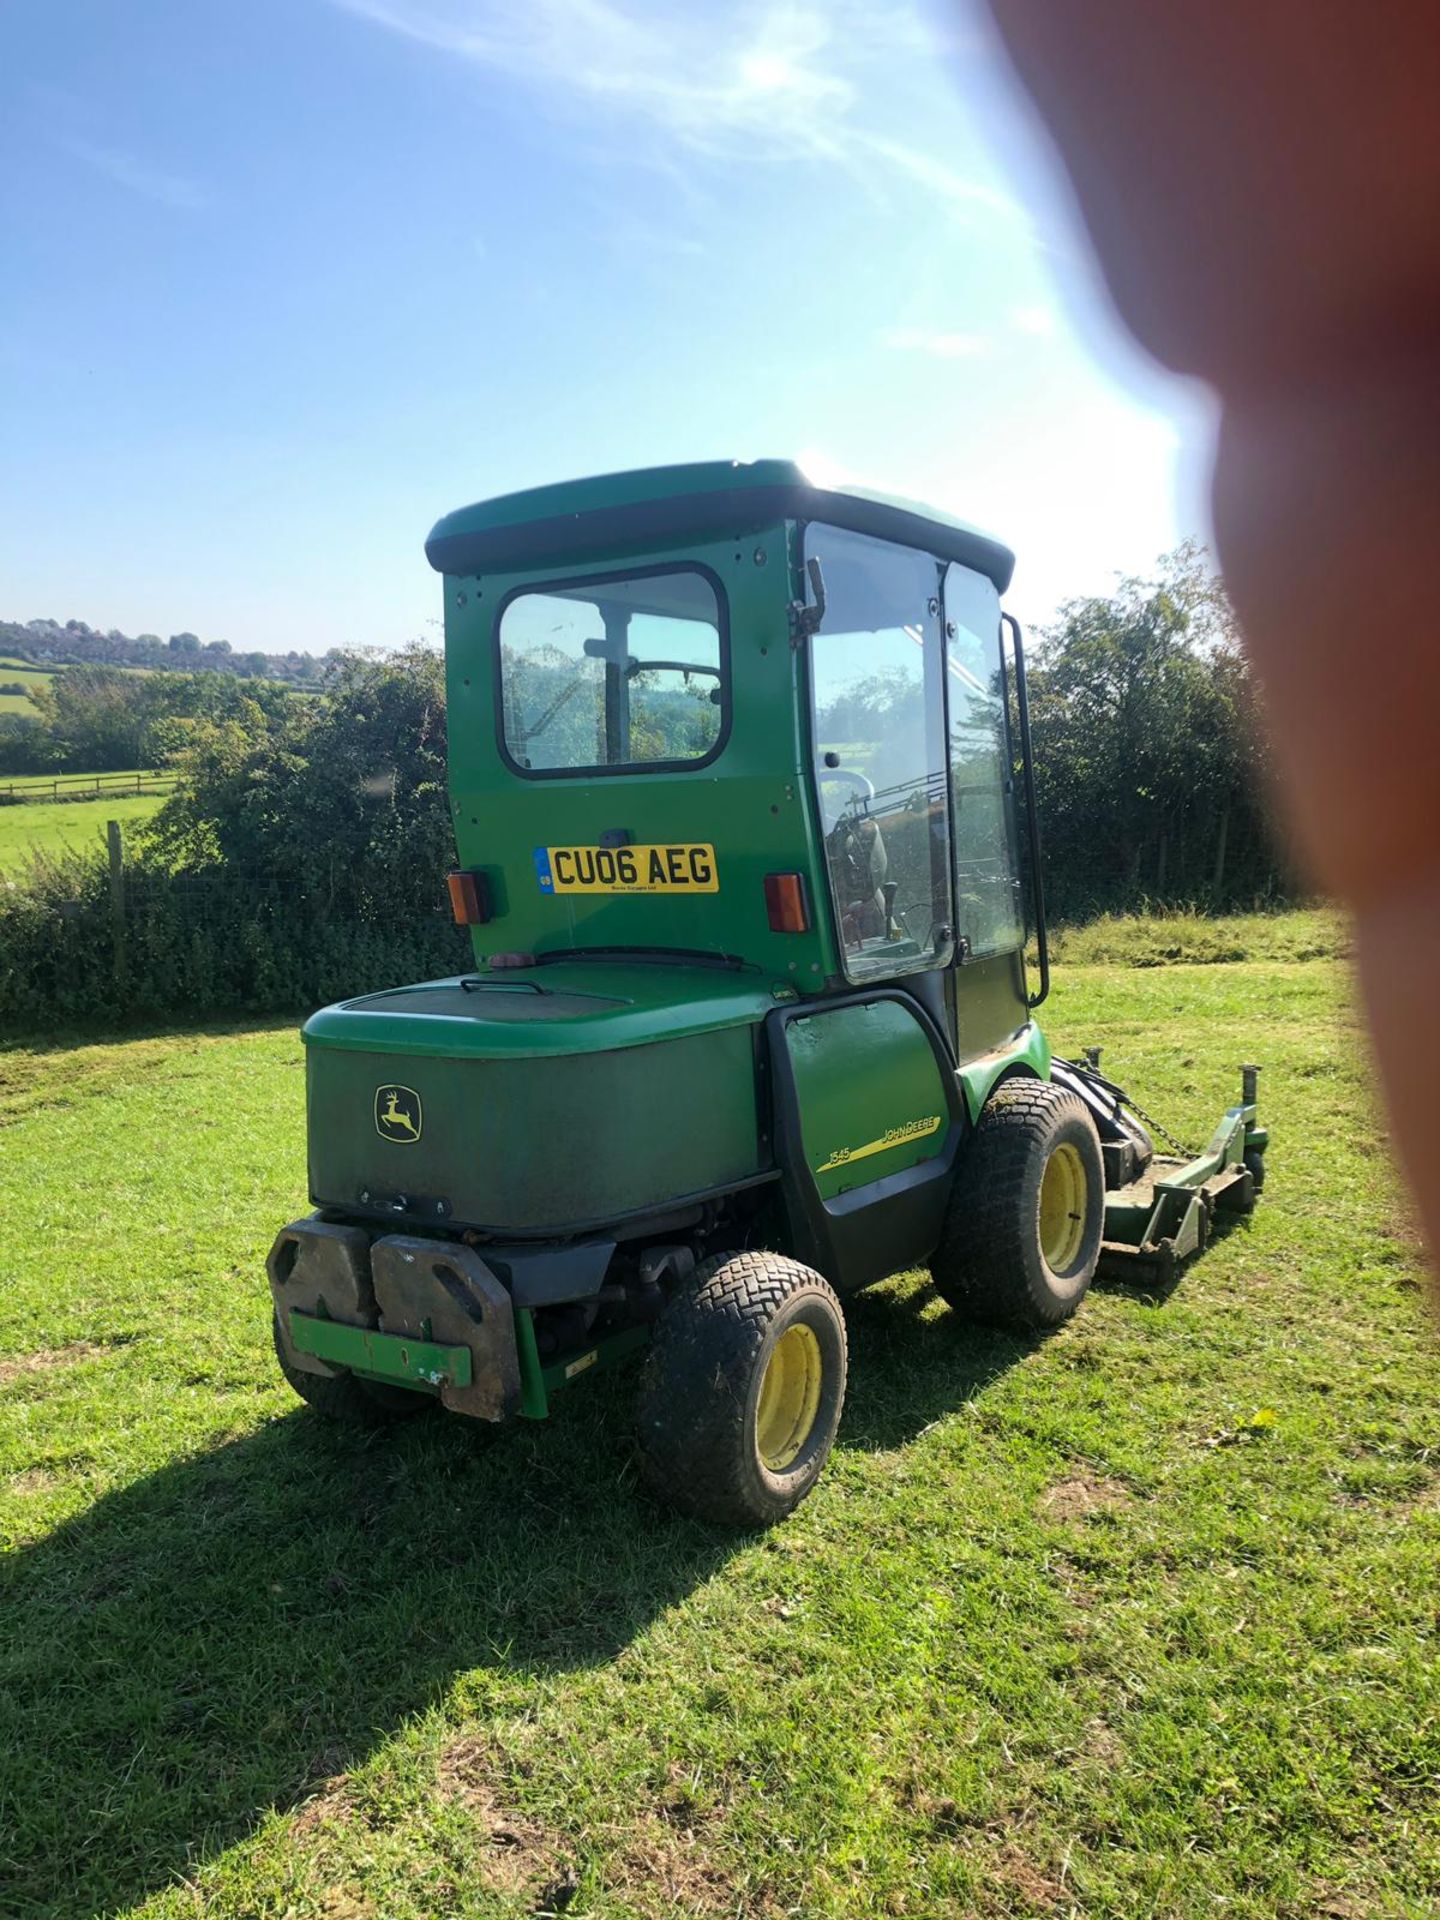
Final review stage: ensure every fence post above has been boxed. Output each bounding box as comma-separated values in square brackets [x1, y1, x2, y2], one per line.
[107, 819, 126, 990]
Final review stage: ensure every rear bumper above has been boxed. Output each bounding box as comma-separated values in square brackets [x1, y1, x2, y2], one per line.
[288, 1312, 475, 1393]
[268, 1215, 521, 1421]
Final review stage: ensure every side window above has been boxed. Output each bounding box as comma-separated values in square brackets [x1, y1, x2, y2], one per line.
[499, 568, 725, 773]
[807, 526, 953, 981]
[944, 563, 1022, 957]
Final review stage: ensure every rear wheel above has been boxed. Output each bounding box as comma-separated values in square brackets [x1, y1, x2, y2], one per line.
[932, 1080, 1105, 1331]
[636, 1252, 847, 1528]
[272, 1311, 435, 1425]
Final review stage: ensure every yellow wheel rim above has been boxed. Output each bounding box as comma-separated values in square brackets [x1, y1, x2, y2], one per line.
[755, 1322, 824, 1471]
[1039, 1141, 1089, 1272]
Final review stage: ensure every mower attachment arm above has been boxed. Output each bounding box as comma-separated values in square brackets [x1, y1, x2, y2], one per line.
[1095, 1065, 1270, 1287]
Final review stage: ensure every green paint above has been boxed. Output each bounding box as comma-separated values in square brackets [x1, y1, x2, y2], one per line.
[299, 461, 1045, 1248]
[514, 1308, 548, 1419]
[1102, 1099, 1262, 1250]
[302, 963, 777, 1061]
[292, 464, 1067, 1326]
[425, 459, 1012, 585]
[957, 1021, 1052, 1122]
[287, 1311, 468, 1392]
[514, 1317, 649, 1420]
[443, 529, 842, 985]
[785, 999, 953, 1202]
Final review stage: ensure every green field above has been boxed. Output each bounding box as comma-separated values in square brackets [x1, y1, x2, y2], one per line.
[0, 792, 165, 872]
[0, 658, 161, 716]
[2, 935, 1436, 1918]
[0, 661, 55, 715]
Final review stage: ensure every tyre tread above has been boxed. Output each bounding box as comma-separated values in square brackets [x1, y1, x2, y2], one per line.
[636, 1251, 846, 1527]
[932, 1079, 1102, 1331]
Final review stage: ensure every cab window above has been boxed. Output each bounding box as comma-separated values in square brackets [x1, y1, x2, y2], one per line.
[943, 562, 1023, 957]
[498, 567, 726, 774]
[806, 525, 953, 981]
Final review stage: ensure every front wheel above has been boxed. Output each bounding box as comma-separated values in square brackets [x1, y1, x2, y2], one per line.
[635, 1252, 847, 1528]
[931, 1080, 1105, 1331]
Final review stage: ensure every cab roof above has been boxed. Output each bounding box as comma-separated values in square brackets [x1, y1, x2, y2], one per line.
[424, 458, 1015, 594]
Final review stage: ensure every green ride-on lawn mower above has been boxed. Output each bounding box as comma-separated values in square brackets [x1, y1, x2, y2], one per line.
[269, 460, 1268, 1526]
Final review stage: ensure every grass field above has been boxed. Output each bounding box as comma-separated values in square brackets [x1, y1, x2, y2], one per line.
[1, 933, 1436, 1918]
[0, 792, 165, 872]
[0, 658, 160, 716]
[0, 661, 56, 715]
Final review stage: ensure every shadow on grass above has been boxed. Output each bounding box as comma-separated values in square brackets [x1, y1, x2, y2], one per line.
[0, 1279, 1025, 1920]
[838, 1279, 1035, 1451]
[0, 1393, 727, 1920]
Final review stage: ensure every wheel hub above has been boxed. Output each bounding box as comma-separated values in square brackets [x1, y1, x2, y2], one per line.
[1039, 1140, 1088, 1272]
[755, 1322, 823, 1471]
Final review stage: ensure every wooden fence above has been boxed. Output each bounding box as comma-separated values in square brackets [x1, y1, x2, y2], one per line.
[0, 771, 177, 802]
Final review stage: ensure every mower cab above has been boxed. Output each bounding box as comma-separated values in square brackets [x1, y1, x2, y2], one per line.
[269, 460, 1267, 1526]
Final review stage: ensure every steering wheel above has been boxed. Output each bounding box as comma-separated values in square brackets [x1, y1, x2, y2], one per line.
[817, 765, 874, 831]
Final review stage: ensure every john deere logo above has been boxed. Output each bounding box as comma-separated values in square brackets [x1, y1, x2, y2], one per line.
[375, 1084, 422, 1144]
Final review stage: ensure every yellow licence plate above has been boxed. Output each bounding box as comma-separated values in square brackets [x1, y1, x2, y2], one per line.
[535, 843, 719, 895]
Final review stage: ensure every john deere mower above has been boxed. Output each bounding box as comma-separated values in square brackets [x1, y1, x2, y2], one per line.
[269, 460, 1267, 1526]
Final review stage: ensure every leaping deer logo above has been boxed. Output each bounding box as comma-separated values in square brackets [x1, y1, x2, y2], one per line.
[375, 1084, 423, 1143]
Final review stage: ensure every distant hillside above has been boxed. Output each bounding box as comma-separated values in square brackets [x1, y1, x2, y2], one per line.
[1, 616, 335, 687]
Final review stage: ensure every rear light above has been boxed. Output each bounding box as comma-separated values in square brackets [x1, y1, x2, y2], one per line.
[447, 868, 492, 926]
[764, 872, 811, 934]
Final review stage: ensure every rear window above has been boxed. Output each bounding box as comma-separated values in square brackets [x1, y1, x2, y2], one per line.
[498, 567, 727, 774]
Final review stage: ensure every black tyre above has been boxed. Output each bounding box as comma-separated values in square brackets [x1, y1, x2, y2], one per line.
[931, 1079, 1105, 1331]
[272, 1311, 435, 1425]
[1244, 1147, 1266, 1193]
[636, 1252, 847, 1528]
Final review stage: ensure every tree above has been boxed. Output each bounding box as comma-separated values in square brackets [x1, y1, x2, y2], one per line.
[1024, 543, 1286, 916]
[147, 647, 455, 922]
[15, 666, 292, 774]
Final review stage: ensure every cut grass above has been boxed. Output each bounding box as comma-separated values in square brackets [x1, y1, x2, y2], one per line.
[1, 931, 1436, 1919]
[0, 792, 164, 872]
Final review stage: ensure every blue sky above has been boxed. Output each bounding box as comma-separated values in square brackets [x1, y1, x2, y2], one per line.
[0, 0, 1212, 653]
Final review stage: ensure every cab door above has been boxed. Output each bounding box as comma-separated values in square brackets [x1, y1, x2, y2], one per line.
[804, 524, 954, 982]
[941, 562, 1029, 1057]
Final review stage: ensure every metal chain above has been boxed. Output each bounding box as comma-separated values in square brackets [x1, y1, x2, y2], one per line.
[1118, 1092, 1196, 1161]
[1064, 1053, 1199, 1160]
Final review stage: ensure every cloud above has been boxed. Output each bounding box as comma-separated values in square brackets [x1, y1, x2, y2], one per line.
[328, 0, 1026, 223]
[57, 136, 207, 210]
[882, 326, 990, 359]
[332, 0, 849, 156]
[1009, 303, 1057, 337]
[859, 133, 1028, 226]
